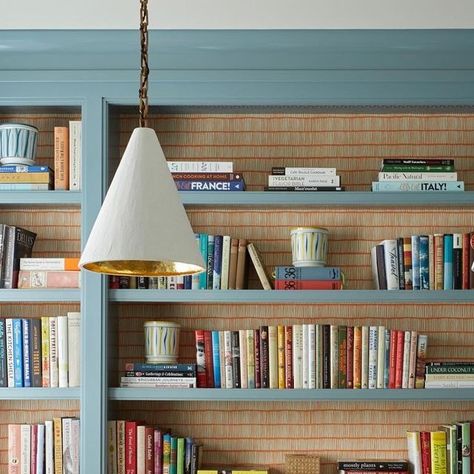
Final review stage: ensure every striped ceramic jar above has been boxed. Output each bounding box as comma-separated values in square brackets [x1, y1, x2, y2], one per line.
[0, 123, 38, 162]
[290, 226, 329, 267]
[144, 321, 180, 363]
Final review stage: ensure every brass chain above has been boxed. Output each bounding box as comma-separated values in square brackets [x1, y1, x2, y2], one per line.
[139, 0, 149, 127]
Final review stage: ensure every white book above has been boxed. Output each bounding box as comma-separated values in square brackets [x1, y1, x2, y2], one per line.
[425, 380, 474, 388]
[408, 330, 418, 389]
[268, 326, 278, 389]
[6, 318, 14, 387]
[315, 324, 323, 389]
[428, 234, 435, 290]
[70, 419, 80, 474]
[220, 235, 231, 290]
[292, 325, 303, 389]
[36, 424, 45, 474]
[308, 324, 316, 389]
[329, 325, 339, 389]
[246, 329, 255, 389]
[381, 239, 400, 290]
[274, 167, 337, 176]
[239, 329, 248, 389]
[49, 317, 58, 388]
[57, 316, 69, 388]
[361, 326, 369, 389]
[20, 424, 31, 474]
[378, 171, 458, 181]
[62, 418, 73, 474]
[69, 120, 82, 190]
[67, 312, 80, 388]
[218, 331, 226, 389]
[45, 420, 54, 474]
[224, 330, 233, 389]
[191, 234, 201, 289]
[167, 161, 233, 173]
[402, 330, 411, 388]
[302, 324, 309, 389]
[268, 174, 340, 187]
[136, 425, 146, 474]
[368, 326, 378, 389]
[406, 431, 422, 474]
[376, 325, 385, 389]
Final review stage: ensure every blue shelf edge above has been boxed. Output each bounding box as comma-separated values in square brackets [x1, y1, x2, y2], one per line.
[109, 289, 474, 304]
[0, 387, 80, 400]
[109, 387, 474, 401]
[0, 289, 80, 302]
[0, 190, 81, 206]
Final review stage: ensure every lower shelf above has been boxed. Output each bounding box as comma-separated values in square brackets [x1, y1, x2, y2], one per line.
[0, 387, 80, 400]
[109, 387, 474, 401]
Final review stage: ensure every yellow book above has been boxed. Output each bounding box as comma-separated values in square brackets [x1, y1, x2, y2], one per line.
[53, 417, 63, 474]
[41, 316, 50, 387]
[0, 172, 52, 183]
[277, 324, 285, 389]
[431, 430, 447, 474]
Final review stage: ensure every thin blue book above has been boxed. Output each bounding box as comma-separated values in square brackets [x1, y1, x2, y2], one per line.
[12, 318, 23, 387]
[170, 436, 178, 474]
[274, 266, 342, 280]
[383, 328, 390, 388]
[372, 180, 464, 192]
[411, 235, 420, 290]
[199, 234, 208, 289]
[443, 234, 454, 290]
[125, 362, 196, 373]
[212, 235, 223, 290]
[419, 235, 429, 289]
[0, 165, 51, 173]
[211, 330, 221, 388]
[22, 319, 32, 387]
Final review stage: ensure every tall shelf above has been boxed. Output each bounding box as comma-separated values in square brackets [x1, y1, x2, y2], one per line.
[1, 29, 474, 473]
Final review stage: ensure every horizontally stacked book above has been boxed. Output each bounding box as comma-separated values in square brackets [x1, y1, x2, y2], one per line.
[8, 418, 80, 474]
[0, 165, 54, 190]
[371, 233, 474, 290]
[0, 312, 80, 388]
[273, 265, 343, 290]
[264, 167, 344, 192]
[372, 159, 463, 192]
[198, 470, 269, 473]
[120, 362, 197, 388]
[424, 361, 474, 388]
[107, 420, 202, 474]
[18, 257, 80, 289]
[194, 325, 428, 389]
[338, 460, 408, 474]
[168, 161, 245, 191]
[406, 420, 473, 474]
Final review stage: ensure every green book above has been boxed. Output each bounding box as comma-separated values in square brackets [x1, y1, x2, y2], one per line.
[177, 437, 185, 474]
[170, 436, 178, 474]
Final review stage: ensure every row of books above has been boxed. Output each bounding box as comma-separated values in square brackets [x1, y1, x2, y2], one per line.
[372, 159, 464, 193]
[264, 166, 344, 192]
[8, 418, 80, 474]
[120, 363, 197, 388]
[338, 460, 409, 474]
[194, 325, 428, 389]
[371, 232, 474, 290]
[424, 361, 474, 388]
[0, 313, 80, 388]
[18, 257, 81, 288]
[107, 420, 202, 474]
[406, 419, 474, 474]
[273, 265, 344, 290]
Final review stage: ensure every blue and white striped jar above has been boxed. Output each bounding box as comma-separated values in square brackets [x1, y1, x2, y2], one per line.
[144, 321, 181, 363]
[290, 227, 329, 267]
[0, 123, 38, 164]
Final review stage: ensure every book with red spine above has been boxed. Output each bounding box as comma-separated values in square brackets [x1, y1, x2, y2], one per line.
[194, 330, 207, 388]
[420, 431, 432, 474]
[274, 279, 342, 290]
[254, 328, 261, 389]
[338, 326, 347, 389]
[346, 326, 354, 389]
[388, 329, 398, 389]
[394, 330, 405, 389]
[284, 325, 293, 389]
[203, 330, 214, 388]
[125, 421, 140, 474]
[470, 232, 474, 289]
[145, 426, 154, 474]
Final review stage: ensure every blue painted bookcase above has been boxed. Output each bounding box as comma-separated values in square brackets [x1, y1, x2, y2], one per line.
[1, 29, 474, 472]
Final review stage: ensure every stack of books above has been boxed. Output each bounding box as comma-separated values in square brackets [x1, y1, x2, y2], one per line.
[372, 159, 464, 192]
[424, 361, 474, 388]
[18, 257, 81, 289]
[371, 232, 474, 290]
[194, 324, 428, 389]
[0, 165, 54, 190]
[108, 420, 202, 474]
[168, 161, 245, 191]
[406, 420, 473, 474]
[338, 460, 408, 474]
[120, 362, 197, 388]
[8, 418, 80, 473]
[264, 166, 343, 191]
[273, 265, 343, 290]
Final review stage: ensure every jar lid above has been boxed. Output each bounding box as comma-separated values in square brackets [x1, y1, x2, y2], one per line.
[290, 226, 328, 233]
[0, 123, 38, 132]
[144, 321, 180, 328]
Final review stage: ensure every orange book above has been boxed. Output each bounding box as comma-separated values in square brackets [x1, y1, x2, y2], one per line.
[353, 326, 362, 389]
[54, 126, 69, 190]
[227, 239, 239, 289]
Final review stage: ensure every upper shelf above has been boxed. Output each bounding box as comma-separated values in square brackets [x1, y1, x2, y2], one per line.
[179, 191, 474, 207]
[0, 191, 81, 207]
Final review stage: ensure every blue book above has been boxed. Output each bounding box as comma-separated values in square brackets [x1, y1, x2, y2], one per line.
[191, 234, 202, 289]
[419, 235, 429, 290]
[383, 328, 391, 389]
[206, 235, 214, 290]
[21, 319, 32, 387]
[0, 165, 51, 173]
[126, 362, 196, 373]
[211, 330, 221, 388]
[372, 180, 464, 192]
[170, 436, 178, 474]
[443, 234, 454, 290]
[175, 179, 245, 191]
[183, 275, 192, 289]
[0, 319, 6, 387]
[212, 235, 223, 290]
[274, 266, 341, 280]
[411, 235, 420, 290]
[199, 234, 208, 289]
[12, 318, 23, 387]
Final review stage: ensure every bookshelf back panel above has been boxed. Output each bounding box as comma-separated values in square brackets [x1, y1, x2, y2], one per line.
[0, 399, 79, 470]
[111, 109, 474, 191]
[113, 399, 474, 474]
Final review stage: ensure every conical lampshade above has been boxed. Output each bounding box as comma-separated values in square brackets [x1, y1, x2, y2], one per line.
[79, 127, 205, 276]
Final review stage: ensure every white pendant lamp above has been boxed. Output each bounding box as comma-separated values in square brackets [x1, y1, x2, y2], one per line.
[79, 0, 205, 277]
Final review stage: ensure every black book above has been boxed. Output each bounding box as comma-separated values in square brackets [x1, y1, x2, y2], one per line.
[453, 234, 463, 289]
[230, 331, 241, 388]
[31, 318, 42, 387]
[259, 325, 269, 388]
[382, 158, 454, 166]
[322, 324, 331, 389]
[264, 186, 344, 192]
[137, 276, 149, 289]
[337, 461, 409, 471]
[375, 244, 387, 290]
[396, 238, 405, 290]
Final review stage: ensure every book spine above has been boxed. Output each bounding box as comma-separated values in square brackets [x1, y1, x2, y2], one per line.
[403, 237, 413, 290]
[235, 239, 248, 290]
[203, 330, 214, 388]
[308, 324, 316, 389]
[198, 234, 208, 289]
[211, 330, 221, 388]
[460, 422, 471, 474]
[330, 325, 339, 389]
[408, 331, 418, 389]
[322, 324, 331, 389]
[254, 328, 261, 389]
[20, 424, 31, 474]
[21, 319, 32, 387]
[224, 330, 233, 389]
[167, 161, 233, 173]
[49, 317, 58, 388]
[412, 235, 421, 290]
[265, 185, 343, 192]
[162, 433, 171, 474]
[361, 326, 369, 389]
[434, 234, 444, 290]
[388, 329, 397, 389]
[136, 425, 145, 474]
[376, 325, 385, 389]
[41, 317, 50, 387]
[246, 329, 255, 389]
[172, 172, 242, 181]
[227, 238, 239, 290]
[407, 431, 422, 474]
[0, 172, 52, 183]
[271, 166, 337, 176]
[195, 330, 207, 388]
[220, 235, 231, 290]
[2, 225, 15, 289]
[71, 419, 80, 474]
[212, 235, 223, 290]
[274, 279, 342, 290]
[383, 328, 391, 389]
[462, 233, 471, 289]
[302, 324, 309, 389]
[8, 424, 21, 474]
[206, 235, 214, 290]
[429, 235, 435, 290]
[57, 315, 68, 388]
[284, 325, 293, 389]
[247, 242, 272, 290]
[353, 326, 362, 389]
[453, 233, 463, 289]
[444, 234, 454, 290]
[259, 326, 269, 388]
[108, 420, 118, 474]
[402, 330, 411, 389]
[45, 420, 54, 474]
[231, 330, 241, 388]
[62, 418, 72, 474]
[420, 431, 432, 474]
[174, 179, 245, 191]
[54, 126, 69, 190]
[368, 326, 378, 389]
[430, 431, 447, 474]
[419, 235, 430, 290]
[268, 174, 340, 186]
[381, 163, 455, 172]
[191, 234, 201, 290]
[292, 324, 303, 389]
[12, 319, 23, 387]
[36, 424, 45, 474]
[69, 120, 82, 190]
[53, 417, 63, 474]
[67, 312, 80, 388]
[378, 171, 458, 181]
[394, 330, 405, 389]
[239, 329, 248, 389]
[17, 270, 80, 289]
[125, 421, 138, 474]
[30, 319, 42, 387]
[268, 325, 278, 389]
[397, 238, 406, 289]
[0, 319, 6, 387]
[277, 325, 285, 389]
[315, 324, 323, 389]
[117, 421, 126, 474]
[382, 240, 400, 290]
[415, 335, 429, 389]
[154, 429, 162, 474]
[176, 437, 185, 474]
[145, 426, 154, 474]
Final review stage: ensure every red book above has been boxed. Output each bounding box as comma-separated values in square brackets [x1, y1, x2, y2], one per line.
[462, 233, 470, 289]
[388, 329, 397, 389]
[274, 279, 342, 290]
[284, 325, 293, 389]
[203, 330, 214, 388]
[470, 232, 474, 289]
[125, 421, 139, 474]
[346, 326, 354, 389]
[394, 330, 405, 389]
[420, 431, 431, 474]
[195, 330, 207, 388]
[254, 328, 261, 389]
[471, 421, 474, 474]
[145, 426, 154, 474]
[109, 276, 120, 289]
